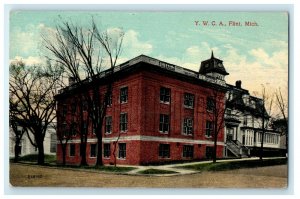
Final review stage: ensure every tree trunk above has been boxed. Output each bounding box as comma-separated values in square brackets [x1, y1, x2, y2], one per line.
[95, 127, 103, 167]
[14, 139, 20, 163]
[213, 136, 217, 163]
[62, 144, 66, 166]
[80, 142, 88, 166]
[260, 116, 265, 161]
[37, 143, 45, 165]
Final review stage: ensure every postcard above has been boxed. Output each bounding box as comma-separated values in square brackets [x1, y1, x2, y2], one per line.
[9, 10, 288, 189]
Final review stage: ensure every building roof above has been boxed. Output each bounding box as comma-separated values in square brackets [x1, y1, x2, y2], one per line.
[226, 83, 269, 118]
[56, 54, 229, 98]
[199, 51, 229, 75]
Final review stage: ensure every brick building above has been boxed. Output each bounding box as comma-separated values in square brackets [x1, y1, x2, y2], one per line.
[55, 54, 229, 165]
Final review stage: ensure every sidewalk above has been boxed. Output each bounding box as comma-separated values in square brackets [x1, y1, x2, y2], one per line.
[126, 157, 285, 176]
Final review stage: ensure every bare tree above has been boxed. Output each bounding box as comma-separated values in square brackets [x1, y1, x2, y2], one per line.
[42, 19, 124, 167]
[256, 85, 273, 160]
[274, 88, 288, 154]
[9, 111, 26, 162]
[56, 108, 75, 166]
[206, 88, 227, 163]
[9, 59, 63, 165]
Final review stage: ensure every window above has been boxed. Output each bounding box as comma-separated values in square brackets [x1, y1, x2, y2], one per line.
[62, 104, 67, 117]
[159, 144, 170, 158]
[160, 87, 171, 103]
[80, 144, 83, 157]
[120, 113, 128, 132]
[205, 121, 213, 137]
[92, 123, 96, 135]
[120, 87, 128, 103]
[183, 118, 193, 135]
[62, 122, 67, 136]
[83, 122, 88, 134]
[206, 146, 213, 159]
[69, 144, 75, 157]
[159, 114, 170, 133]
[106, 92, 112, 106]
[183, 145, 193, 158]
[82, 101, 88, 111]
[105, 116, 112, 133]
[71, 123, 77, 136]
[50, 134, 56, 153]
[243, 116, 248, 126]
[71, 102, 76, 114]
[90, 144, 97, 157]
[184, 93, 194, 108]
[103, 143, 110, 158]
[206, 97, 215, 112]
[118, 143, 126, 159]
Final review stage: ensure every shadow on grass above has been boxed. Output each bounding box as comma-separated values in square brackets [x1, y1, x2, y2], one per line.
[177, 158, 287, 172]
[138, 169, 178, 175]
[11, 154, 136, 173]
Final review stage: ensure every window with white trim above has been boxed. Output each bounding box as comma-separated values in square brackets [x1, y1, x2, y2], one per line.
[159, 144, 170, 158]
[103, 143, 110, 158]
[118, 143, 126, 159]
[184, 93, 194, 108]
[105, 116, 112, 133]
[207, 97, 215, 112]
[160, 87, 171, 103]
[120, 113, 128, 132]
[50, 134, 56, 153]
[205, 121, 213, 137]
[183, 118, 193, 135]
[90, 144, 97, 157]
[71, 122, 77, 136]
[120, 87, 128, 103]
[183, 145, 193, 158]
[159, 114, 170, 133]
[69, 144, 75, 157]
[62, 104, 67, 117]
[106, 92, 112, 106]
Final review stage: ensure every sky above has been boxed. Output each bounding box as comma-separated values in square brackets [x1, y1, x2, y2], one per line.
[9, 11, 288, 98]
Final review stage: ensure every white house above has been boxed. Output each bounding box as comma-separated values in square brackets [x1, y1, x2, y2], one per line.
[9, 124, 56, 158]
[224, 81, 281, 158]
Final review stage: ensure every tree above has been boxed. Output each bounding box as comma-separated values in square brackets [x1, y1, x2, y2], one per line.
[42, 19, 124, 166]
[206, 88, 227, 163]
[56, 110, 75, 166]
[256, 85, 273, 160]
[9, 112, 26, 162]
[9, 59, 63, 165]
[274, 88, 288, 154]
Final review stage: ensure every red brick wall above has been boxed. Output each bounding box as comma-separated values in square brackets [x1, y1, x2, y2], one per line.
[56, 65, 225, 165]
[140, 70, 225, 142]
[57, 141, 224, 165]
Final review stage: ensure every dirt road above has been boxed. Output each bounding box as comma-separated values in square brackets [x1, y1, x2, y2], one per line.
[9, 163, 287, 188]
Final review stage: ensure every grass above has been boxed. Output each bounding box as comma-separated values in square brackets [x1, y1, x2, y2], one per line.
[17, 154, 56, 164]
[13, 154, 136, 173]
[177, 158, 287, 172]
[137, 169, 178, 175]
[84, 165, 136, 173]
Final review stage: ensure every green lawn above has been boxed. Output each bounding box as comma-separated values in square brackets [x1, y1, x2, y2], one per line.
[13, 154, 136, 173]
[16, 154, 56, 164]
[138, 169, 178, 175]
[177, 158, 287, 172]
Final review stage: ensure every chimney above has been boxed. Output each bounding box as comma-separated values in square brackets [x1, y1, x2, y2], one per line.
[235, 80, 242, 89]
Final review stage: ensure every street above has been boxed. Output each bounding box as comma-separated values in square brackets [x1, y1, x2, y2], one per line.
[10, 163, 287, 188]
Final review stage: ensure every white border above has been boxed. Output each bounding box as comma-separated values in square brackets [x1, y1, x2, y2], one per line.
[1, 2, 297, 198]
